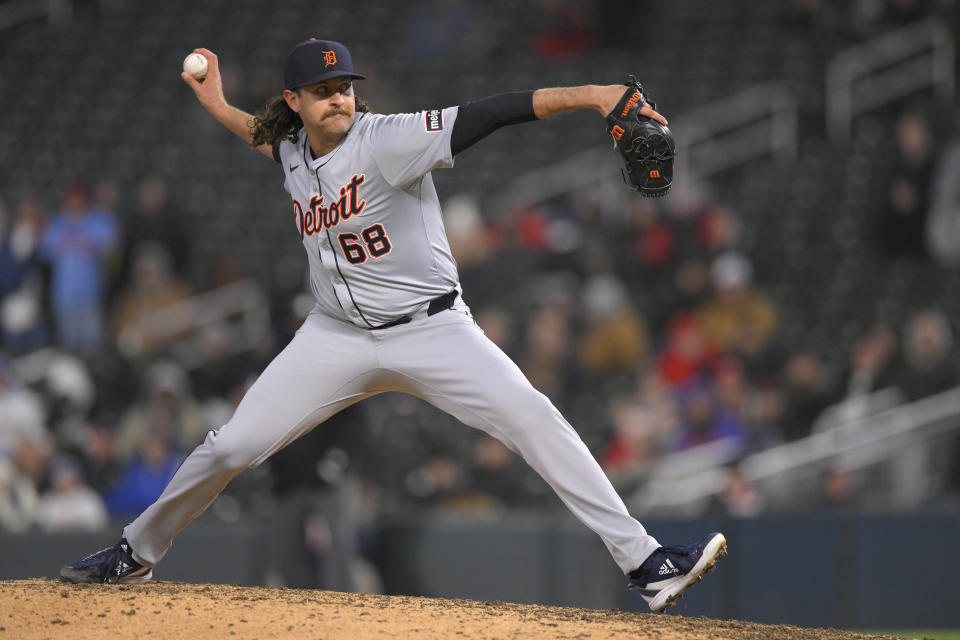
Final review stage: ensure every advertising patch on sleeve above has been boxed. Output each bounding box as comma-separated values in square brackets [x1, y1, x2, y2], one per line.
[425, 109, 443, 132]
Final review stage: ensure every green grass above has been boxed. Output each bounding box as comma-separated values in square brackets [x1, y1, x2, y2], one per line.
[856, 631, 960, 639]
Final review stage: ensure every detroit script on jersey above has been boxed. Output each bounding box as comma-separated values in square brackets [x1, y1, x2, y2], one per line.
[293, 173, 366, 239]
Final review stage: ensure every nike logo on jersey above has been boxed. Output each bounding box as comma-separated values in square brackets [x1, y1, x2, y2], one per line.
[292, 173, 366, 240]
[289, 164, 300, 172]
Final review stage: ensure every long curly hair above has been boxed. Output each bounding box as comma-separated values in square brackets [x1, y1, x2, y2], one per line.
[250, 92, 370, 148]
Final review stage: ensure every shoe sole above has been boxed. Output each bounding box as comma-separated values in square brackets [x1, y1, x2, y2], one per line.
[59, 567, 154, 585]
[649, 533, 727, 613]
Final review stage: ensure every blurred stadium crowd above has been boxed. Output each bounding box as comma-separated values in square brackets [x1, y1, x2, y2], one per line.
[1, 0, 960, 559]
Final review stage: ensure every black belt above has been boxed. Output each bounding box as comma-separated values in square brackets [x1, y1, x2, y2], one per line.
[369, 290, 458, 330]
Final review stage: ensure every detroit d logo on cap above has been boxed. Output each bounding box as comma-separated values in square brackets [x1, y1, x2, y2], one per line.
[323, 50, 337, 67]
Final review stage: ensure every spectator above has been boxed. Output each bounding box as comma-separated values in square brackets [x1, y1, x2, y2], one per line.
[468, 435, 545, 508]
[699, 251, 779, 358]
[641, 255, 708, 336]
[512, 205, 550, 255]
[0, 196, 49, 353]
[37, 352, 101, 475]
[528, 0, 598, 61]
[125, 176, 190, 276]
[519, 303, 577, 400]
[207, 249, 245, 289]
[812, 326, 901, 430]
[103, 432, 182, 519]
[816, 466, 858, 512]
[892, 309, 959, 401]
[636, 206, 676, 273]
[112, 243, 193, 360]
[0, 197, 38, 300]
[0, 361, 54, 487]
[112, 359, 207, 463]
[190, 322, 259, 405]
[79, 424, 120, 494]
[697, 206, 741, 257]
[444, 195, 488, 270]
[672, 380, 748, 453]
[404, 455, 470, 507]
[474, 306, 517, 358]
[780, 350, 837, 441]
[600, 396, 663, 474]
[635, 368, 681, 440]
[713, 460, 765, 517]
[37, 182, 119, 355]
[0, 456, 37, 533]
[579, 273, 649, 375]
[843, 325, 898, 399]
[656, 312, 717, 388]
[444, 196, 500, 306]
[713, 358, 762, 443]
[34, 455, 108, 532]
[877, 113, 935, 258]
[12, 433, 53, 491]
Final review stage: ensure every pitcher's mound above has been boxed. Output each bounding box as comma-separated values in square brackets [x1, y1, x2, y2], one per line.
[0, 579, 897, 639]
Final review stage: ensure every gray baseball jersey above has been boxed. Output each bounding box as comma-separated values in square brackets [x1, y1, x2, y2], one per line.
[276, 108, 460, 327]
[123, 104, 660, 579]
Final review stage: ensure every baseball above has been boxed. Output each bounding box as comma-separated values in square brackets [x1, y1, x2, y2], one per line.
[182, 52, 208, 80]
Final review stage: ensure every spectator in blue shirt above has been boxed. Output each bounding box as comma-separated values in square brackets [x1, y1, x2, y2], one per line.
[102, 432, 182, 519]
[38, 183, 119, 355]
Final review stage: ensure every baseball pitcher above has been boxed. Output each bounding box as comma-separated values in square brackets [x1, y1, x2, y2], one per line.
[61, 40, 723, 613]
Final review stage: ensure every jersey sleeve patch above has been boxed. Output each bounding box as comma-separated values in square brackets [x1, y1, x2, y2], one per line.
[425, 109, 443, 132]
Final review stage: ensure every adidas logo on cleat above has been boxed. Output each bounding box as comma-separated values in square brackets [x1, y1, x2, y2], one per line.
[658, 559, 680, 576]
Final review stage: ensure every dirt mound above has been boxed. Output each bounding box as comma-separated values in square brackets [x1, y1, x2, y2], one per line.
[0, 579, 898, 639]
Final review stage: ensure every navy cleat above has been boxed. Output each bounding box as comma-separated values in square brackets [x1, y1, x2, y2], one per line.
[628, 531, 726, 612]
[59, 538, 153, 584]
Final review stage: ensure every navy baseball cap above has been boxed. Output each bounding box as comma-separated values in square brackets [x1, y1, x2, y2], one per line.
[283, 39, 366, 91]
